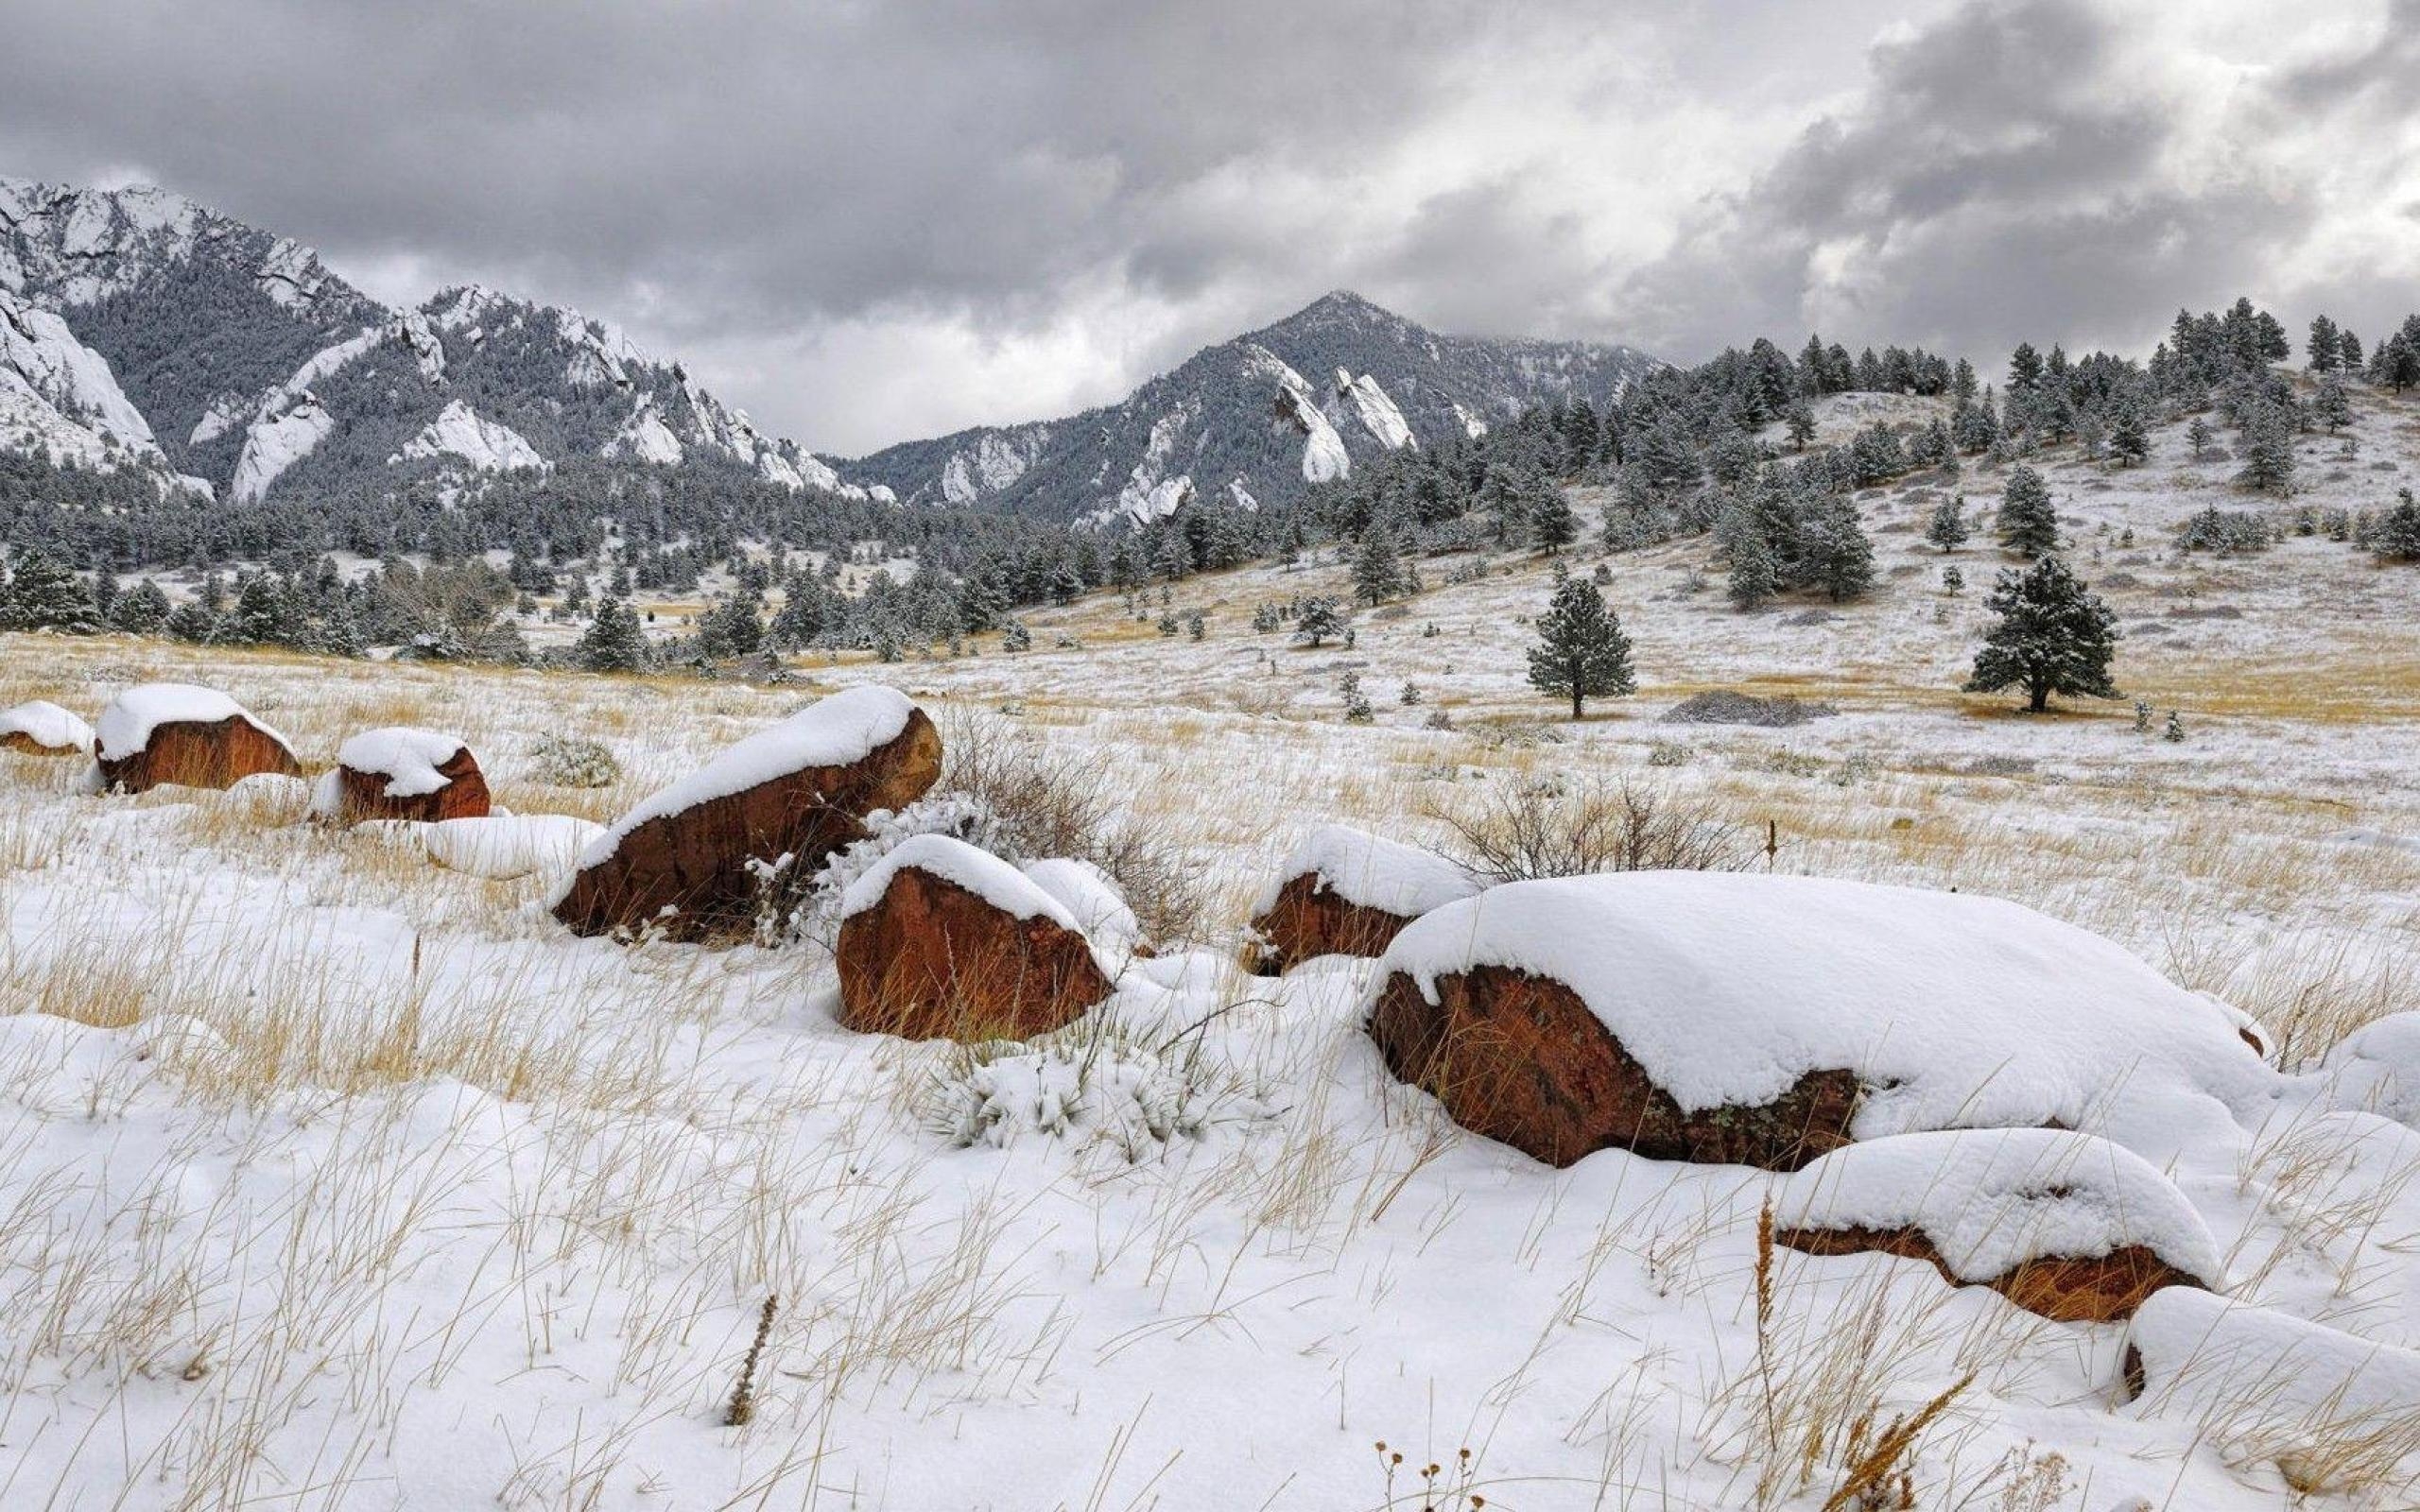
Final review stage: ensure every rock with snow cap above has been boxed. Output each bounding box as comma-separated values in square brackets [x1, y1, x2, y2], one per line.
[836, 833, 1112, 1041]
[311, 727, 490, 825]
[0, 699, 95, 756]
[87, 683, 301, 794]
[1248, 824, 1479, 973]
[553, 685, 941, 942]
[1774, 1128, 2221, 1321]
[1364, 872, 2272, 1170]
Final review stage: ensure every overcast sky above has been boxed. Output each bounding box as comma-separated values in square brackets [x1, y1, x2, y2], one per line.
[4, 0, 2413, 455]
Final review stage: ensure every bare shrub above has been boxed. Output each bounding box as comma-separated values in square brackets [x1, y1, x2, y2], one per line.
[936, 709, 1208, 943]
[1426, 775, 1748, 884]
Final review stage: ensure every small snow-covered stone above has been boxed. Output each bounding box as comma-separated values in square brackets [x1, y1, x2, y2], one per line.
[1774, 1128, 2220, 1321]
[2122, 1288, 2420, 1493]
[424, 814, 603, 881]
[0, 699, 95, 756]
[311, 727, 489, 825]
[1249, 824, 1478, 972]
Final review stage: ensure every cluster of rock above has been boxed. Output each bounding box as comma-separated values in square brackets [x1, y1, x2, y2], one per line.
[1245, 834, 2282, 1326]
[554, 685, 1121, 1040]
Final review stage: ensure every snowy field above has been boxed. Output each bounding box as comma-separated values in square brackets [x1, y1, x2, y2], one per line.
[5, 394, 2420, 1509]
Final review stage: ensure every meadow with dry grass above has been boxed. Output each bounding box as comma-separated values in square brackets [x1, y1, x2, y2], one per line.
[5, 392, 2420, 1508]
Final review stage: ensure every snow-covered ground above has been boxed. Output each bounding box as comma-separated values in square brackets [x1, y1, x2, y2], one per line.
[4, 387, 2420, 1509]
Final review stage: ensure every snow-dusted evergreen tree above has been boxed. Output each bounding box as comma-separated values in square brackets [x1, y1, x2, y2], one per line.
[0, 547, 101, 632]
[1784, 398, 1817, 450]
[1803, 497, 1875, 602]
[1996, 465, 2060, 558]
[2238, 407, 2296, 494]
[2187, 416, 2212, 457]
[1526, 576, 1634, 718]
[1530, 488, 1579, 554]
[2373, 489, 2420, 562]
[1963, 557, 2120, 713]
[2308, 315, 2342, 371]
[1352, 528, 1409, 606]
[1293, 596, 1346, 648]
[1925, 496, 1969, 552]
[1000, 619, 1032, 651]
[109, 578, 172, 633]
[2107, 398, 2151, 467]
[578, 595, 649, 672]
[1724, 509, 1778, 610]
[2315, 376, 2352, 434]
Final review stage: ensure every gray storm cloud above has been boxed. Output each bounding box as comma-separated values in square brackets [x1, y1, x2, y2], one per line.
[1, 0, 2411, 451]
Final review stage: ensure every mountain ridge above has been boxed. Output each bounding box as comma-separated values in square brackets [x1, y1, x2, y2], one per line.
[1, 176, 1658, 526]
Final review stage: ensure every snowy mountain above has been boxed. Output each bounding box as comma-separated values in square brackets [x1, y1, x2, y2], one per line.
[0, 178, 889, 507]
[829, 290, 1661, 524]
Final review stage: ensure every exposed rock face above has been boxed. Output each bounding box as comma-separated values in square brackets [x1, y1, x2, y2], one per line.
[1775, 1227, 2199, 1323]
[1252, 872, 1428, 973]
[329, 744, 491, 824]
[95, 714, 302, 793]
[1366, 965, 1861, 1170]
[554, 694, 942, 942]
[836, 860, 1110, 1042]
[1247, 824, 1479, 973]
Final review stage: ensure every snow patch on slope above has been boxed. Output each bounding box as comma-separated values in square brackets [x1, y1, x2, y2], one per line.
[231, 397, 335, 503]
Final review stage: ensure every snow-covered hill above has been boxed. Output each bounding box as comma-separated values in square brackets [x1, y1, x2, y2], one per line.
[831, 290, 1661, 523]
[0, 179, 887, 507]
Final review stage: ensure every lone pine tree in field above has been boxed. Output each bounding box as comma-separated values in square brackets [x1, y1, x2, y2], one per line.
[578, 595, 649, 672]
[1964, 556, 2120, 713]
[1294, 596, 1346, 647]
[1527, 576, 1634, 719]
[1996, 464, 2060, 558]
[1926, 495, 1970, 552]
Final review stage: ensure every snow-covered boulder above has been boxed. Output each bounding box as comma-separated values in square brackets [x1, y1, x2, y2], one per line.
[2317, 1012, 2420, 1128]
[1248, 824, 1479, 973]
[309, 727, 489, 825]
[1774, 1128, 2221, 1321]
[0, 699, 95, 756]
[1363, 872, 2273, 1170]
[88, 683, 300, 794]
[836, 834, 1111, 1041]
[2121, 1288, 2420, 1494]
[1021, 857, 1146, 954]
[553, 686, 941, 943]
[424, 814, 604, 882]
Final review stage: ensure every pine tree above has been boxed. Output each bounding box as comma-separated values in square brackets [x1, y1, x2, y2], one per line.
[1804, 497, 1875, 602]
[2308, 315, 2342, 372]
[2372, 489, 2420, 562]
[2187, 416, 2212, 457]
[1000, 619, 1032, 651]
[578, 596, 648, 672]
[1785, 398, 1817, 450]
[1963, 557, 2120, 713]
[2107, 399, 2150, 467]
[1, 548, 102, 632]
[1725, 521, 1778, 610]
[1530, 489, 1579, 554]
[1996, 465, 2060, 558]
[1526, 577, 1634, 719]
[1293, 596, 1346, 648]
[109, 578, 172, 634]
[1353, 528, 1409, 605]
[1925, 496, 1970, 553]
[2238, 406, 2295, 494]
[2315, 375, 2352, 433]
